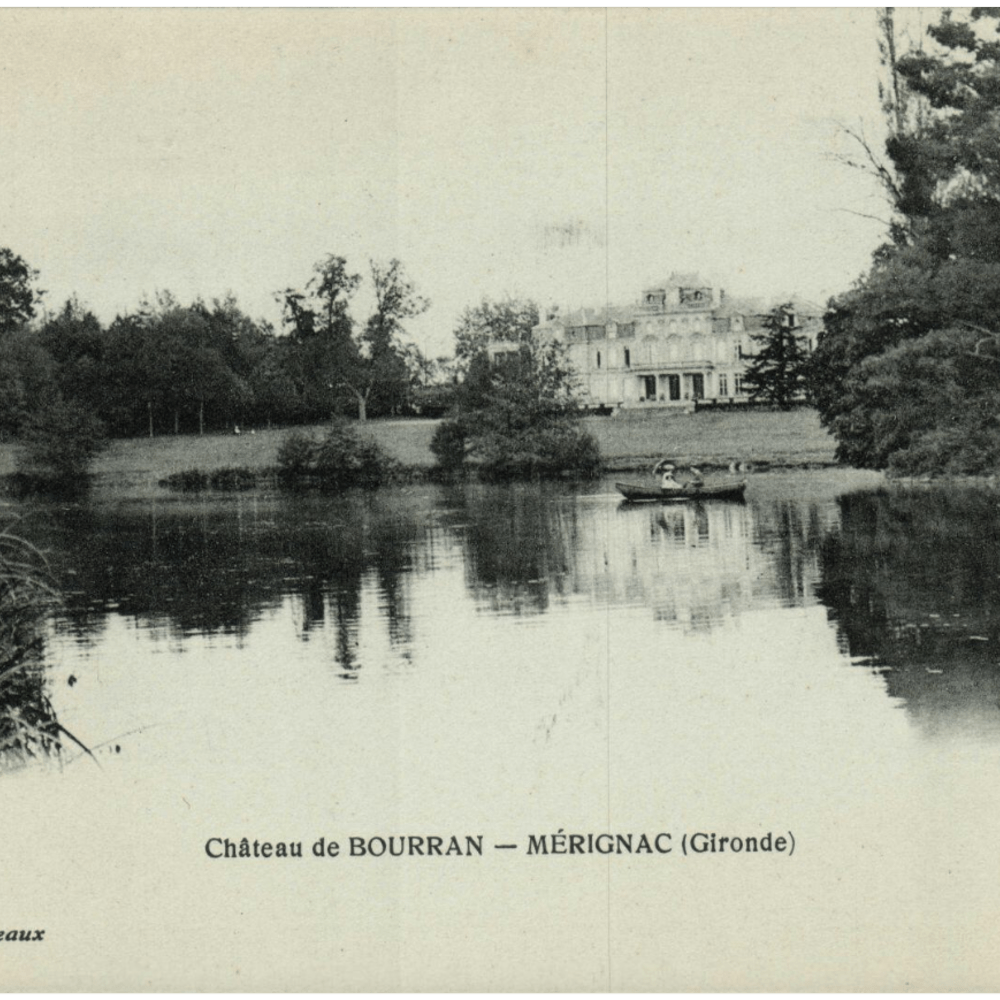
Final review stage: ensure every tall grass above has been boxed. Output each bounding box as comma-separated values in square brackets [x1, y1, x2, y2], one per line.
[0, 522, 66, 768]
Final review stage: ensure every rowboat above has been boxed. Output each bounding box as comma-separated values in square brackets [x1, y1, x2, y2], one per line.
[616, 481, 747, 503]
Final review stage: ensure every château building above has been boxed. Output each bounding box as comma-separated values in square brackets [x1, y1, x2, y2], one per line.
[505, 273, 823, 411]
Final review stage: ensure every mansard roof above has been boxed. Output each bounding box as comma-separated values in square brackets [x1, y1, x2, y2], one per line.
[558, 305, 636, 327]
[776, 294, 825, 317]
[648, 271, 713, 290]
[539, 283, 825, 331]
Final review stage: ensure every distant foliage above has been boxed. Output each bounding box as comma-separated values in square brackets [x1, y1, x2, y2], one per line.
[0, 248, 41, 336]
[16, 399, 108, 482]
[0, 333, 59, 439]
[277, 421, 399, 489]
[278, 255, 430, 422]
[434, 342, 602, 481]
[159, 467, 262, 491]
[452, 297, 540, 372]
[0, 247, 438, 445]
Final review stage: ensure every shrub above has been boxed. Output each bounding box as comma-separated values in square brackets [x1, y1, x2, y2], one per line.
[430, 419, 469, 474]
[275, 430, 315, 480]
[159, 467, 262, 491]
[277, 420, 398, 489]
[477, 419, 602, 481]
[17, 399, 108, 482]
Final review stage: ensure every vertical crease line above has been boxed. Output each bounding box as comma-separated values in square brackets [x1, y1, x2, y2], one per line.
[604, 6, 612, 994]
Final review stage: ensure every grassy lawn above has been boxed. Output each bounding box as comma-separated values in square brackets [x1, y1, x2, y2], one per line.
[0, 420, 443, 480]
[0, 409, 835, 481]
[586, 408, 836, 470]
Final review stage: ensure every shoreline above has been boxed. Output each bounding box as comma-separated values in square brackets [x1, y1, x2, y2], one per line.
[4, 411, 994, 491]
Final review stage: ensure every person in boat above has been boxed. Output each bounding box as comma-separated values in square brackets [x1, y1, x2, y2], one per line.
[659, 463, 682, 492]
[687, 466, 704, 488]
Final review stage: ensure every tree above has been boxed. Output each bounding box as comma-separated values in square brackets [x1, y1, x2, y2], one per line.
[432, 338, 600, 481]
[17, 398, 108, 482]
[278, 256, 368, 421]
[36, 298, 107, 417]
[279, 256, 430, 422]
[99, 297, 255, 437]
[354, 258, 429, 419]
[742, 304, 810, 409]
[0, 332, 59, 438]
[0, 248, 40, 336]
[452, 297, 539, 371]
[813, 8, 1000, 472]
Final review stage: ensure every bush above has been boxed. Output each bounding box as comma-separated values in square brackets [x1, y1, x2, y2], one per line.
[16, 399, 107, 482]
[275, 430, 315, 479]
[159, 467, 262, 491]
[430, 419, 469, 474]
[477, 420, 602, 481]
[277, 420, 399, 489]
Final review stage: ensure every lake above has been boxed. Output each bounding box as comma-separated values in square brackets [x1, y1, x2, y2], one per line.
[3, 468, 1000, 990]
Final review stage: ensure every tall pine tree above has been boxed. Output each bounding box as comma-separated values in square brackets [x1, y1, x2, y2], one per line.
[743, 304, 809, 410]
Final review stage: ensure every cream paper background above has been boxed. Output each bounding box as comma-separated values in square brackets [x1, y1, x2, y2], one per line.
[2, 8, 1000, 993]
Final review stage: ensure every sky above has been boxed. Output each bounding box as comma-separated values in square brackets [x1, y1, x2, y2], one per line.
[1, 8, 900, 357]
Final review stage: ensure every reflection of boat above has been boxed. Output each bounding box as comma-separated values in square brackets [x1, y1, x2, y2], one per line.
[616, 481, 747, 503]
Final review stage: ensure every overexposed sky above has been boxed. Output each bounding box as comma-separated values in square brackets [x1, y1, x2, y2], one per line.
[2, 8, 894, 356]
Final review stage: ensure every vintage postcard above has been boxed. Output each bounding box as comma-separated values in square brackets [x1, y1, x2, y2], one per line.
[2, 7, 999, 992]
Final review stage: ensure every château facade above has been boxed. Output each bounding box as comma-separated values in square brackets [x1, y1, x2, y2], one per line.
[512, 273, 823, 410]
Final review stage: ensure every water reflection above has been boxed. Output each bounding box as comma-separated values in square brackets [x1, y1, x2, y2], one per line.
[24, 492, 434, 680]
[817, 486, 1000, 737]
[438, 483, 576, 615]
[8, 471, 1000, 750]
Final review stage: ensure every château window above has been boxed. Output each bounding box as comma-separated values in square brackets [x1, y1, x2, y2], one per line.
[596, 350, 601, 369]
[734, 375, 745, 395]
[718, 374, 729, 397]
[624, 348, 631, 368]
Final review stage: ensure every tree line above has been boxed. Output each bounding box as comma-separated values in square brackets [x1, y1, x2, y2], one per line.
[811, 7, 1000, 475]
[0, 251, 441, 442]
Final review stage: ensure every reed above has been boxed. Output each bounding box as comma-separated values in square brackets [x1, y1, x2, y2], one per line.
[0, 522, 64, 767]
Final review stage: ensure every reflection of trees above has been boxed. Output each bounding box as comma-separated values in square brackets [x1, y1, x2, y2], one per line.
[816, 488, 1000, 734]
[439, 483, 577, 615]
[19, 491, 429, 678]
[749, 500, 826, 606]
